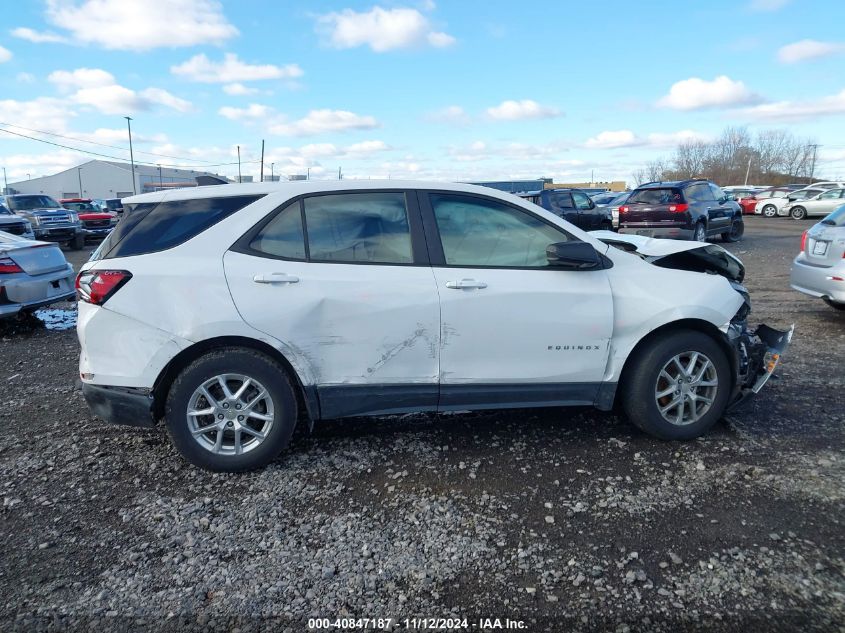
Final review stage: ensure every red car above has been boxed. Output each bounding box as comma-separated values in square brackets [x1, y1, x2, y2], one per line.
[60, 198, 118, 241]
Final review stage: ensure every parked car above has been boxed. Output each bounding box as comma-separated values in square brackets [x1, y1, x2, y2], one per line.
[754, 188, 796, 217]
[728, 189, 770, 214]
[589, 192, 621, 206]
[764, 187, 826, 217]
[60, 198, 119, 241]
[0, 231, 76, 319]
[515, 188, 613, 231]
[93, 198, 125, 215]
[0, 203, 35, 239]
[618, 179, 744, 242]
[600, 191, 630, 229]
[804, 181, 845, 190]
[790, 203, 845, 310]
[782, 187, 845, 220]
[0, 194, 85, 249]
[76, 181, 791, 471]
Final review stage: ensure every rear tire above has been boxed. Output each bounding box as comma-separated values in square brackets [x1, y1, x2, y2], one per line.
[721, 219, 744, 243]
[620, 331, 732, 441]
[762, 204, 777, 218]
[692, 222, 707, 242]
[165, 348, 298, 472]
[790, 206, 807, 220]
[70, 234, 85, 250]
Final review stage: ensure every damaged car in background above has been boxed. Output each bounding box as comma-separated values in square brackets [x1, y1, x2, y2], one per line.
[0, 231, 76, 319]
[76, 181, 792, 472]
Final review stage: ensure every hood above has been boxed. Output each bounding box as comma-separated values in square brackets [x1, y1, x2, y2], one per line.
[590, 230, 745, 283]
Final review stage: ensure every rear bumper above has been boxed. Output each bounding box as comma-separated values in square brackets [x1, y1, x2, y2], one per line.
[0, 266, 76, 318]
[81, 383, 155, 428]
[618, 226, 694, 240]
[790, 257, 845, 304]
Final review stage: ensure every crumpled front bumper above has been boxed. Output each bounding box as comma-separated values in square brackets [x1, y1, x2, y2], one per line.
[727, 322, 794, 410]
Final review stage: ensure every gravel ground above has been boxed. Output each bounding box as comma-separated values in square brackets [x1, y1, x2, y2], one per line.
[1, 216, 843, 633]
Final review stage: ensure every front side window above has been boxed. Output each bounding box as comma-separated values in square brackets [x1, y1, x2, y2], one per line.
[303, 192, 413, 264]
[550, 192, 574, 215]
[572, 192, 593, 210]
[708, 183, 723, 201]
[819, 189, 842, 200]
[430, 194, 570, 268]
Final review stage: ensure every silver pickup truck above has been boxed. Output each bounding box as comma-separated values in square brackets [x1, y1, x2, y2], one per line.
[0, 194, 85, 250]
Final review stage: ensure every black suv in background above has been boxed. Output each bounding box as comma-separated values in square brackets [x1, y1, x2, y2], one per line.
[618, 179, 744, 242]
[516, 188, 613, 231]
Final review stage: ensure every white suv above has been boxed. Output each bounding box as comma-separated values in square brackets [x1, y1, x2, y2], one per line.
[76, 181, 792, 471]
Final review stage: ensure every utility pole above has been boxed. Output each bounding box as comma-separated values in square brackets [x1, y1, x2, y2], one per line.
[157, 164, 163, 190]
[125, 116, 137, 195]
[77, 167, 83, 196]
[306, 166, 310, 180]
[259, 139, 265, 182]
[237, 145, 242, 183]
[2, 167, 7, 194]
[338, 166, 342, 180]
[271, 163, 274, 181]
[743, 157, 751, 186]
[808, 144, 820, 182]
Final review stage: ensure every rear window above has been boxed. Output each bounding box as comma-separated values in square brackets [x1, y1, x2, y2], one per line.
[822, 204, 845, 227]
[627, 188, 683, 205]
[95, 194, 264, 260]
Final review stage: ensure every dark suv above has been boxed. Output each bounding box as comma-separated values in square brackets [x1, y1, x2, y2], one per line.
[516, 188, 613, 232]
[618, 179, 744, 242]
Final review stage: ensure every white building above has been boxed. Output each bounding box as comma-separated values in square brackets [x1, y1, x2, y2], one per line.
[5, 160, 230, 201]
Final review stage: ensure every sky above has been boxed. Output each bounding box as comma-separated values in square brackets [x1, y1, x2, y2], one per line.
[1, 0, 845, 186]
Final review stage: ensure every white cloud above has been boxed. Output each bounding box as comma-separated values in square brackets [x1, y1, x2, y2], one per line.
[346, 140, 391, 154]
[218, 103, 273, 122]
[427, 105, 469, 124]
[269, 109, 380, 136]
[171, 53, 303, 83]
[0, 97, 77, 134]
[585, 130, 639, 149]
[777, 39, 845, 63]
[15, 0, 237, 50]
[316, 6, 455, 52]
[742, 89, 845, 121]
[748, 0, 789, 10]
[646, 130, 711, 147]
[48, 68, 192, 115]
[485, 99, 561, 121]
[0, 45, 12, 63]
[657, 75, 761, 110]
[223, 83, 260, 96]
[448, 139, 569, 162]
[10, 27, 69, 44]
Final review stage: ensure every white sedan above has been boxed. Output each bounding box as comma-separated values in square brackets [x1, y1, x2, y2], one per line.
[76, 181, 792, 471]
[0, 231, 76, 319]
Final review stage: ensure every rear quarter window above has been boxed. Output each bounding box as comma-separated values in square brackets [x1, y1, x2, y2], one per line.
[96, 194, 264, 260]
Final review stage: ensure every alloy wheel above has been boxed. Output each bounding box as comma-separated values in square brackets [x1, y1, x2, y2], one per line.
[186, 374, 275, 455]
[763, 205, 776, 217]
[654, 351, 718, 426]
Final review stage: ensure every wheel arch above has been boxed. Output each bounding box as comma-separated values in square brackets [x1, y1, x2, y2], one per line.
[151, 336, 318, 425]
[615, 318, 737, 405]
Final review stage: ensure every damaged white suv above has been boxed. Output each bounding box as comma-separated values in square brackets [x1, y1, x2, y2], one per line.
[77, 181, 792, 471]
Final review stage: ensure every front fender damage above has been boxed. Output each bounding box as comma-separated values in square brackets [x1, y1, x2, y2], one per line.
[726, 321, 794, 410]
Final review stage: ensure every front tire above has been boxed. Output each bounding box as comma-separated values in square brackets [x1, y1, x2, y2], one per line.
[790, 206, 807, 220]
[762, 204, 777, 218]
[721, 219, 744, 243]
[621, 331, 732, 440]
[692, 222, 707, 242]
[165, 348, 298, 472]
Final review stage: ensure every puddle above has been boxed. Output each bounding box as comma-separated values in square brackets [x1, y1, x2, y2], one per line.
[33, 308, 78, 331]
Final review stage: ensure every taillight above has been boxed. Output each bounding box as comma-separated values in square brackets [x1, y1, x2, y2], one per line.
[800, 230, 808, 251]
[668, 203, 689, 213]
[0, 257, 23, 274]
[619, 205, 629, 214]
[75, 270, 132, 305]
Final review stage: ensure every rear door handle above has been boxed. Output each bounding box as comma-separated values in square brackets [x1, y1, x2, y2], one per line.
[445, 278, 487, 290]
[253, 273, 300, 284]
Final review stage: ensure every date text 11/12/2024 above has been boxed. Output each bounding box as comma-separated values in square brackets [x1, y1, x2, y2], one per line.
[307, 617, 527, 630]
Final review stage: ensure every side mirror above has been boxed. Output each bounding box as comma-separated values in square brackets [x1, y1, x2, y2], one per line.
[546, 241, 602, 270]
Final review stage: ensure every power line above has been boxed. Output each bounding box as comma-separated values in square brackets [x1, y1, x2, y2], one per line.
[0, 125, 259, 170]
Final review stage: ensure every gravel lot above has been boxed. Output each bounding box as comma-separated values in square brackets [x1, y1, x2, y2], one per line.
[1, 216, 843, 632]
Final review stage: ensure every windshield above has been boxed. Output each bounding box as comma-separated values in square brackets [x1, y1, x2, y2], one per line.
[63, 201, 98, 212]
[7, 195, 62, 211]
[628, 188, 683, 205]
[105, 199, 122, 210]
[821, 204, 845, 227]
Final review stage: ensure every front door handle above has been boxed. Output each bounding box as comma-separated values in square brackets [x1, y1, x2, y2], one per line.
[253, 273, 300, 284]
[445, 278, 487, 290]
